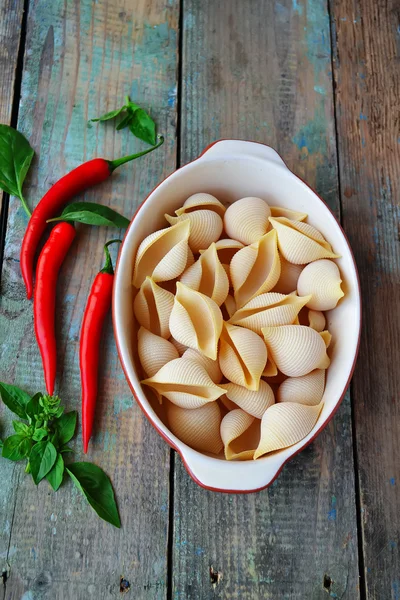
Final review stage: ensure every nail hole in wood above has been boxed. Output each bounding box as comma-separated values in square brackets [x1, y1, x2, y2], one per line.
[120, 576, 130, 593]
[210, 565, 222, 587]
[2, 569, 8, 585]
[323, 573, 333, 592]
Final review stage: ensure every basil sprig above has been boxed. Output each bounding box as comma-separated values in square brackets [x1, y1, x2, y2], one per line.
[47, 202, 130, 228]
[0, 124, 34, 217]
[91, 95, 157, 146]
[0, 382, 120, 527]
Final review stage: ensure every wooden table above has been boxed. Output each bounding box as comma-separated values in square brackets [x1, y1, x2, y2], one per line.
[0, 0, 398, 598]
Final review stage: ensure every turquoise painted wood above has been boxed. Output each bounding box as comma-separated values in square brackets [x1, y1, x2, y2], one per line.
[0, 0, 179, 597]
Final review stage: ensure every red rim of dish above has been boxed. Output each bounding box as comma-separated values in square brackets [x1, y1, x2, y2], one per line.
[112, 139, 362, 494]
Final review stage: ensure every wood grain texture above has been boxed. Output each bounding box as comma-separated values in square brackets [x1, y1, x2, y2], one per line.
[0, 0, 178, 598]
[0, 0, 25, 588]
[331, 0, 400, 597]
[172, 1, 360, 598]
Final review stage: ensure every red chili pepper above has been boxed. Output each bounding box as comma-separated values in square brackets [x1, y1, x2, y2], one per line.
[80, 240, 121, 453]
[34, 222, 76, 396]
[20, 137, 164, 299]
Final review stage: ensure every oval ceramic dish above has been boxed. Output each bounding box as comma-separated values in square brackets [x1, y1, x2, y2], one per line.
[113, 140, 361, 493]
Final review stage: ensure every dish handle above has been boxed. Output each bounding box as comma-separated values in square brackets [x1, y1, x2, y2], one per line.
[199, 139, 288, 169]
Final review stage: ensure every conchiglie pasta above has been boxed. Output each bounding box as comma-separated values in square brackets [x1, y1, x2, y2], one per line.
[167, 401, 223, 454]
[219, 323, 267, 391]
[254, 401, 323, 458]
[142, 357, 225, 408]
[222, 294, 236, 320]
[224, 197, 271, 245]
[320, 330, 332, 348]
[297, 259, 344, 310]
[169, 336, 187, 356]
[229, 292, 311, 334]
[133, 220, 190, 288]
[175, 193, 226, 217]
[272, 256, 304, 295]
[220, 409, 260, 460]
[269, 217, 340, 264]
[308, 310, 326, 332]
[270, 206, 308, 221]
[180, 243, 229, 306]
[165, 210, 223, 253]
[220, 380, 275, 419]
[262, 325, 330, 377]
[182, 348, 223, 384]
[133, 277, 174, 338]
[263, 353, 278, 377]
[230, 229, 281, 308]
[200, 238, 244, 264]
[277, 369, 325, 406]
[169, 282, 223, 360]
[138, 327, 179, 377]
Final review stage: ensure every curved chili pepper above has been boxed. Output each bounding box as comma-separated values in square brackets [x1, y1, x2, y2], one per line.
[20, 137, 164, 299]
[34, 222, 76, 396]
[80, 240, 121, 453]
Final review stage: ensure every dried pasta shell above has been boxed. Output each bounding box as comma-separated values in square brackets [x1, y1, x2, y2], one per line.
[263, 353, 278, 377]
[219, 323, 267, 391]
[176, 192, 226, 217]
[269, 217, 340, 264]
[220, 409, 260, 460]
[142, 357, 225, 408]
[200, 238, 244, 264]
[297, 259, 344, 310]
[220, 380, 275, 419]
[220, 395, 238, 411]
[169, 283, 223, 360]
[320, 330, 332, 348]
[270, 206, 307, 221]
[224, 197, 271, 245]
[186, 247, 195, 269]
[169, 337, 187, 356]
[180, 243, 229, 306]
[222, 294, 236, 320]
[277, 369, 325, 406]
[133, 277, 174, 339]
[167, 401, 223, 454]
[273, 256, 304, 295]
[308, 310, 326, 332]
[138, 327, 179, 377]
[165, 210, 223, 253]
[133, 220, 190, 288]
[254, 402, 323, 458]
[262, 325, 330, 377]
[230, 230, 281, 308]
[229, 292, 312, 334]
[182, 348, 223, 384]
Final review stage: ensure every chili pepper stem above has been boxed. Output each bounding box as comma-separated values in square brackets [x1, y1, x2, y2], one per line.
[108, 135, 164, 171]
[101, 239, 122, 275]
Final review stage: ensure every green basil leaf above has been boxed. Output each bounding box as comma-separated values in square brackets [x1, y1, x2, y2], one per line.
[129, 108, 156, 145]
[0, 382, 30, 419]
[55, 411, 77, 445]
[0, 125, 34, 199]
[60, 445, 74, 454]
[52, 202, 130, 228]
[32, 428, 48, 442]
[12, 421, 30, 435]
[116, 113, 134, 131]
[46, 453, 64, 491]
[0, 439, 3, 449]
[25, 393, 42, 423]
[90, 106, 125, 122]
[2, 434, 31, 461]
[29, 441, 57, 484]
[67, 463, 121, 528]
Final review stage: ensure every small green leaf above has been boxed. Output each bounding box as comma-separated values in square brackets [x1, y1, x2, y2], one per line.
[67, 463, 121, 528]
[32, 428, 48, 442]
[49, 202, 130, 228]
[0, 382, 30, 418]
[0, 125, 34, 199]
[12, 421, 30, 435]
[2, 435, 31, 461]
[29, 441, 57, 484]
[55, 411, 77, 445]
[90, 106, 126, 122]
[60, 445, 74, 454]
[46, 453, 64, 491]
[116, 113, 134, 131]
[129, 108, 156, 145]
[25, 393, 42, 423]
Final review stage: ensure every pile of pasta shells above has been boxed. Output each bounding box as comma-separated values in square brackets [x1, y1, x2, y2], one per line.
[132, 193, 344, 460]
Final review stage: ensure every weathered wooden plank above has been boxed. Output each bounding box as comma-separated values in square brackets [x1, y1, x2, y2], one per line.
[0, 0, 179, 598]
[172, 1, 360, 598]
[0, 0, 25, 589]
[330, 0, 400, 598]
